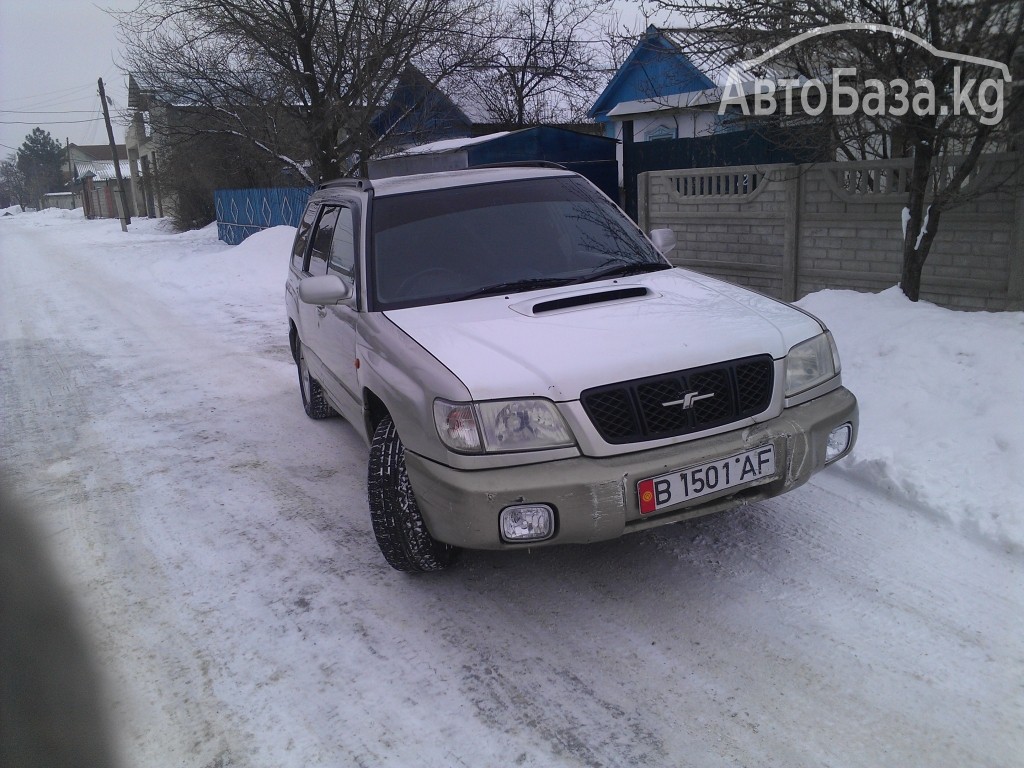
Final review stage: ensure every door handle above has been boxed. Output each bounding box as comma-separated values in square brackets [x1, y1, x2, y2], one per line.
[316, 305, 327, 318]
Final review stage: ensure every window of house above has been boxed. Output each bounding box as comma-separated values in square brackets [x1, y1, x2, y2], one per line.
[644, 124, 676, 141]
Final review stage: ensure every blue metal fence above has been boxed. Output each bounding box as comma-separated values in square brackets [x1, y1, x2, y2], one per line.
[214, 187, 314, 245]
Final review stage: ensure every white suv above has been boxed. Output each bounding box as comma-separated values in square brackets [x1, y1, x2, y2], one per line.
[285, 165, 857, 572]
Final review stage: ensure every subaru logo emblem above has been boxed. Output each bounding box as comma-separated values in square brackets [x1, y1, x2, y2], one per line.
[662, 391, 715, 409]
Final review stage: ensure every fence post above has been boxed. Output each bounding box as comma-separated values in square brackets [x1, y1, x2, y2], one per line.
[637, 171, 649, 232]
[1009, 188, 1024, 310]
[782, 166, 801, 302]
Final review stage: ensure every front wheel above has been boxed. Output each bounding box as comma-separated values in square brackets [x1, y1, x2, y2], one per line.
[367, 416, 458, 572]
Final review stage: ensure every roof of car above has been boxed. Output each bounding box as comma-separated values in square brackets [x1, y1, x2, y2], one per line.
[318, 165, 577, 200]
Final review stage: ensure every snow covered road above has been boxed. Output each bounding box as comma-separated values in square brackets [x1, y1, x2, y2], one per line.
[2, 212, 1021, 767]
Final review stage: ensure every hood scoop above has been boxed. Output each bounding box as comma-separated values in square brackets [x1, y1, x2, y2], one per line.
[512, 285, 651, 317]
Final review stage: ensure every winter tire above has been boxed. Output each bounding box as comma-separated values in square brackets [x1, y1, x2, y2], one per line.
[367, 416, 458, 572]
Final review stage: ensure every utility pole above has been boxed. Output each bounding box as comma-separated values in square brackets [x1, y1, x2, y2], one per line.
[98, 77, 131, 232]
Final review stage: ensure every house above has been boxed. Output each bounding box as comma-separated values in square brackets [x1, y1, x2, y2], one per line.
[592, 27, 726, 145]
[371, 65, 605, 156]
[125, 75, 169, 219]
[65, 143, 127, 174]
[126, 73, 324, 224]
[589, 26, 818, 218]
[369, 66, 482, 154]
[589, 26, 803, 145]
[65, 144, 137, 219]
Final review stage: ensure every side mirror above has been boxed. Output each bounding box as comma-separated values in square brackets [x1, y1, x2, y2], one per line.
[649, 228, 677, 255]
[298, 274, 353, 305]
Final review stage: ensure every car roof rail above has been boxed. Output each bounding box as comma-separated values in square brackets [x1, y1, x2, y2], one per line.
[317, 177, 373, 191]
[470, 160, 568, 171]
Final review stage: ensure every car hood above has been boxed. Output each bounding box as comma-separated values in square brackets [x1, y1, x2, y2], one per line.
[382, 269, 823, 401]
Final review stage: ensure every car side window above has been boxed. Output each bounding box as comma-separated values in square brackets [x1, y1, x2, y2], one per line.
[328, 206, 356, 278]
[307, 207, 340, 276]
[291, 203, 319, 271]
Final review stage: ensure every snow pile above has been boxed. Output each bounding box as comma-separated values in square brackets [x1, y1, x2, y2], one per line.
[798, 287, 1024, 550]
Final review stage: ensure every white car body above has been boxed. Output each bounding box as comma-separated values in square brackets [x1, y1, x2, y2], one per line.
[285, 166, 858, 571]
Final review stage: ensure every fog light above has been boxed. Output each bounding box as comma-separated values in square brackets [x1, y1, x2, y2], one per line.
[499, 504, 554, 542]
[826, 423, 852, 463]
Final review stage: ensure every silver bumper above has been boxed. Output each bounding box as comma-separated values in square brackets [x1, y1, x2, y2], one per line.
[404, 387, 858, 549]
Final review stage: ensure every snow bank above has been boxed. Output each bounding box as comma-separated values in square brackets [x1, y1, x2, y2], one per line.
[798, 287, 1024, 550]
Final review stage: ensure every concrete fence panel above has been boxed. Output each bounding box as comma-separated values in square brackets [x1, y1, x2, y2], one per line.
[639, 153, 1023, 311]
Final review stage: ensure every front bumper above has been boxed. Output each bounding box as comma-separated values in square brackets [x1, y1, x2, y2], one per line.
[404, 387, 858, 549]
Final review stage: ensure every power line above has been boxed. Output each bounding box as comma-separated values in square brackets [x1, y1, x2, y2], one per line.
[0, 109, 99, 115]
[0, 81, 111, 105]
[0, 118, 102, 125]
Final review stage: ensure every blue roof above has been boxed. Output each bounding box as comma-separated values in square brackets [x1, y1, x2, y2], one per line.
[588, 27, 718, 121]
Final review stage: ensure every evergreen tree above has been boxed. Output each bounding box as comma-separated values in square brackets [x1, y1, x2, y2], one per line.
[16, 128, 64, 209]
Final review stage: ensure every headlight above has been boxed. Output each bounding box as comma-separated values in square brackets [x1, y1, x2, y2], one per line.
[434, 398, 575, 453]
[785, 332, 840, 396]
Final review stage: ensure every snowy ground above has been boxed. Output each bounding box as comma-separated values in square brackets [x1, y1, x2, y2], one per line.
[1, 208, 1022, 767]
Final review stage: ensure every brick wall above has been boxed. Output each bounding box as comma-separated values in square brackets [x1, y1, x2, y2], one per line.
[638, 154, 1024, 311]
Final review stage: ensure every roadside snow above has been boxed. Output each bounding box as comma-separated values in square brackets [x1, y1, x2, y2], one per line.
[798, 287, 1024, 551]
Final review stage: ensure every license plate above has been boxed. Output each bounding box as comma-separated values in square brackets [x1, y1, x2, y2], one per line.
[637, 445, 776, 514]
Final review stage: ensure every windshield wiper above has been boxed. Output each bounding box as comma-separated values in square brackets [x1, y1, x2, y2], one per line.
[443, 263, 671, 302]
[452, 276, 579, 301]
[573, 261, 672, 284]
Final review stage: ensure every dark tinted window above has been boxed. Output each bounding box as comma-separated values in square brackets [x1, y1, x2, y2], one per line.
[291, 203, 319, 271]
[370, 176, 665, 309]
[308, 207, 340, 276]
[327, 207, 356, 277]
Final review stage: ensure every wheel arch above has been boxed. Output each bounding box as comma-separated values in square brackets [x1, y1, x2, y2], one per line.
[288, 320, 300, 363]
[363, 388, 390, 443]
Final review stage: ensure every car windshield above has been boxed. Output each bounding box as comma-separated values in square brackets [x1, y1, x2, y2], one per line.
[370, 176, 669, 310]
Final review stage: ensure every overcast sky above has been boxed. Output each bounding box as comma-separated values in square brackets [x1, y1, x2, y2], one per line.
[0, 0, 141, 155]
[0, 0, 669, 159]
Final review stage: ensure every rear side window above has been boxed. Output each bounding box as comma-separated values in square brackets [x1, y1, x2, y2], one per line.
[328, 207, 356, 277]
[291, 204, 319, 271]
[308, 207, 340, 276]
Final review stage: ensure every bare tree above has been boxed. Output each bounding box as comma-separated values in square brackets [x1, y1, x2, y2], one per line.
[459, 0, 613, 126]
[117, 0, 491, 184]
[0, 157, 28, 210]
[648, 0, 1024, 301]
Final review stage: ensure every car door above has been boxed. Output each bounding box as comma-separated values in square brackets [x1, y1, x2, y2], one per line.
[300, 202, 362, 423]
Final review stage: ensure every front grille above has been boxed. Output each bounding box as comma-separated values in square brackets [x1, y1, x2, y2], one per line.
[581, 356, 774, 444]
